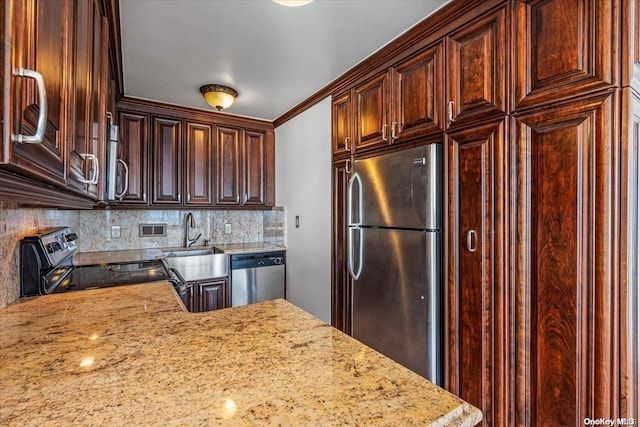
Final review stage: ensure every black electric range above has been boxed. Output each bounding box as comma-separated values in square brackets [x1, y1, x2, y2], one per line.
[20, 227, 169, 297]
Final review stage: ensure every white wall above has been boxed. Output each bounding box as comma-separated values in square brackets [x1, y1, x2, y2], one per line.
[275, 97, 332, 323]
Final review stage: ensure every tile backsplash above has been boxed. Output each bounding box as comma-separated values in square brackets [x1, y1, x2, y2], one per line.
[0, 202, 285, 309]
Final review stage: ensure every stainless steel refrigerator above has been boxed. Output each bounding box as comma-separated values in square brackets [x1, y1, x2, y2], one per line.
[347, 143, 442, 385]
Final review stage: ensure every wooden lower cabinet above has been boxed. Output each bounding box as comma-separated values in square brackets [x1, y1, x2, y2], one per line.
[181, 278, 228, 312]
[447, 118, 507, 427]
[512, 92, 619, 425]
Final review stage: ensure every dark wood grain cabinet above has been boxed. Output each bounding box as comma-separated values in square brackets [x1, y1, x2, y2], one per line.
[512, 0, 618, 110]
[445, 6, 506, 128]
[117, 110, 148, 204]
[185, 121, 214, 205]
[331, 158, 352, 334]
[446, 119, 508, 427]
[331, 92, 353, 158]
[68, 0, 108, 199]
[152, 116, 183, 205]
[215, 125, 274, 207]
[512, 92, 618, 426]
[354, 72, 391, 151]
[3, 0, 72, 185]
[180, 279, 228, 312]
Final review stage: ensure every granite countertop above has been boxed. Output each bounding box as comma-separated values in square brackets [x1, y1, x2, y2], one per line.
[0, 284, 482, 426]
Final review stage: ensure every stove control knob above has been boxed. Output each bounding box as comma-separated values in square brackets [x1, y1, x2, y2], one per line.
[46, 242, 61, 253]
[65, 233, 78, 242]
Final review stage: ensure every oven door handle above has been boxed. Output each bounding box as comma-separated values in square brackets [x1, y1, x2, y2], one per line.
[42, 266, 73, 294]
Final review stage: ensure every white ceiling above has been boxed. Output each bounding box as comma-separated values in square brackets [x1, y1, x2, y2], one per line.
[119, 0, 449, 122]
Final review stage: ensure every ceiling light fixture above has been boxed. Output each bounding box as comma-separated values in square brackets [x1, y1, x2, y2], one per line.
[199, 84, 238, 111]
[273, 0, 313, 6]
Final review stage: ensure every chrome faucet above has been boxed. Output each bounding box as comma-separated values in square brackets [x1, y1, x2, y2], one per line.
[184, 212, 202, 247]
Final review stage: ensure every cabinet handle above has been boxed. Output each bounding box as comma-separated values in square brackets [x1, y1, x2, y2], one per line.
[12, 68, 48, 144]
[466, 230, 477, 252]
[448, 101, 455, 122]
[391, 121, 397, 142]
[381, 123, 388, 142]
[115, 159, 129, 200]
[244, 193, 248, 204]
[235, 193, 240, 203]
[345, 159, 351, 174]
[77, 153, 99, 184]
[187, 192, 191, 202]
[343, 137, 350, 151]
[178, 192, 181, 203]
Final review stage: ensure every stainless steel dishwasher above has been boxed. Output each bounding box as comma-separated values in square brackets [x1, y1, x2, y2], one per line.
[230, 251, 285, 307]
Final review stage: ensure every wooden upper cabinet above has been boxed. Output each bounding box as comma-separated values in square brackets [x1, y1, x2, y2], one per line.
[354, 72, 391, 151]
[117, 111, 148, 204]
[185, 121, 213, 205]
[152, 117, 182, 204]
[512, 92, 617, 426]
[446, 6, 506, 128]
[215, 125, 242, 206]
[3, 0, 72, 185]
[243, 129, 270, 206]
[391, 41, 444, 142]
[513, 0, 618, 110]
[68, 0, 106, 199]
[332, 92, 353, 158]
[215, 125, 273, 207]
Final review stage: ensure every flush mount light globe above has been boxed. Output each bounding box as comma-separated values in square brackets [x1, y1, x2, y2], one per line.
[199, 84, 238, 111]
[273, 0, 313, 6]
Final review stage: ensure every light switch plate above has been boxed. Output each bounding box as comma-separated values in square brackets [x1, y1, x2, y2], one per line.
[111, 225, 121, 239]
[225, 223, 231, 234]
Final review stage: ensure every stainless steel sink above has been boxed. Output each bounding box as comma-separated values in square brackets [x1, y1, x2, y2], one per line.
[163, 248, 221, 257]
[162, 250, 228, 282]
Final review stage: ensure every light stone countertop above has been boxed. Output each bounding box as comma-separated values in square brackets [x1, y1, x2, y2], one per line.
[0, 284, 482, 426]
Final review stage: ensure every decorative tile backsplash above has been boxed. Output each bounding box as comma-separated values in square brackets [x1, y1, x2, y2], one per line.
[0, 202, 285, 309]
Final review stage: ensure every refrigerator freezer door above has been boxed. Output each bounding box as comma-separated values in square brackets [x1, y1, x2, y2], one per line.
[350, 144, 441, 230]
[351, 227, 442, 384]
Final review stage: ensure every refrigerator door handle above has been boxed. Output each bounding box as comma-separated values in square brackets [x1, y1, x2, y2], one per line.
[347, 172, 362, 225]
[347, 227, 363, 280]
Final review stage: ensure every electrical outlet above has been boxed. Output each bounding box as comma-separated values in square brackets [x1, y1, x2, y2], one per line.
[111, 225, 121, 239]
[225, 223, 231, 234]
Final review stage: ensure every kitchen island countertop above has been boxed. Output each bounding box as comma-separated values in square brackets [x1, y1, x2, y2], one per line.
[0, 283, 481, 426]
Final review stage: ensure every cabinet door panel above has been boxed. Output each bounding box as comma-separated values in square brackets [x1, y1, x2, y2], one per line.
[513, 93, 617, 425]
[332, 92, 352, 157]
[152, 117, 182, 204]
[117, 111, 148, 204]
[392, 42, 444, 142]
[447, 6, 506, 127]
[5, 0, 71, 184]
[447, 120, 507, 427]
[355, 72, 390, 151]
[198, 280, 227, 312]
[513, 0, 617, 109]
[331, 158, 352, 334]
[185, 121, 213, 205]
[68, 0, 104, 199]
[215, 126, 241, 206]
[243, 130, 267, 206]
